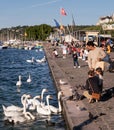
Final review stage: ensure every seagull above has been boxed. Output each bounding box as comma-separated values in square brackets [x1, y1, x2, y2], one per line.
[59, 79, 67, 85]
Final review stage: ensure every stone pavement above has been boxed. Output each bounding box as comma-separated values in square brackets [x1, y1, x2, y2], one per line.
[44, 43, 114, 130]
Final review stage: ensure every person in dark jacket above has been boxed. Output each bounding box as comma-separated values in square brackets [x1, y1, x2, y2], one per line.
[83, 69, 101, 103]
[72, 51, 80, 68]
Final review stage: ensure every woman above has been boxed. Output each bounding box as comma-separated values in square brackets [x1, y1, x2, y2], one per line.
[83, 69, 101, 103]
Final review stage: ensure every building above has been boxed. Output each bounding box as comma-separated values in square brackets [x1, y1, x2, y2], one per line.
[96, 13, 114, 25]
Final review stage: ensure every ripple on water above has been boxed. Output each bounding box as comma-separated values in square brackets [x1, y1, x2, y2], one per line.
[0, 48, 66, 130]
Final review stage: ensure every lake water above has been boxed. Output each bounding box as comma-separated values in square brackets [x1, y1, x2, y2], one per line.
[0, 48, 66, 130]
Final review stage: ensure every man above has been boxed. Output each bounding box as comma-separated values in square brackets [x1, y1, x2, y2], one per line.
[86, 41, 106, 70]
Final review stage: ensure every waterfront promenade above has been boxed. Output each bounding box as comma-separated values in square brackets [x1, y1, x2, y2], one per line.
[44, 43, 114, 130]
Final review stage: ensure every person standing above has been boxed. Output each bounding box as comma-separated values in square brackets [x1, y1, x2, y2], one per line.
[86, 41, 106, 70]
[62, 43, 67, 59]
[72, 51, 80, 68]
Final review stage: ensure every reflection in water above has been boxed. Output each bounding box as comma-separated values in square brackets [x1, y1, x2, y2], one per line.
[0, 48, 66, 130]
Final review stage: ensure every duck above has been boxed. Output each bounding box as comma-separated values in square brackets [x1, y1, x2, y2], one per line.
[45, 119, 56, 126]
[26, 57, 35, 63]
[36, 95, 52, 115]
[27, 74, 31, 83]
[44, 91, 63, 113]
[16, 75, 22, 87]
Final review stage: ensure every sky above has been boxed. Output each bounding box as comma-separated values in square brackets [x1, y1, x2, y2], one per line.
[0, 0, 114, 29]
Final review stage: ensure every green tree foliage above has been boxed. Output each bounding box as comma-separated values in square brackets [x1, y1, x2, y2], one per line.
[1, 24, 114, 41]
[26, 24, 52, 41]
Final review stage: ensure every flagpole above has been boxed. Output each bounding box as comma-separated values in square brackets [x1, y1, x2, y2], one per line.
[60, 7, 63, 43]
[60, 7, 67, 42]
[72, 13, 75, 36]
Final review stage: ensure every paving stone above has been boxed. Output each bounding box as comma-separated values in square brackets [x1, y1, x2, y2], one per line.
[44, 44, 114, 130]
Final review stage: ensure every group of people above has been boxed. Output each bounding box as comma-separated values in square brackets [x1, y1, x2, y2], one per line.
[52, 40, 111, 103]
[83, 41, 111, 103]
[83, 68, 103, 103]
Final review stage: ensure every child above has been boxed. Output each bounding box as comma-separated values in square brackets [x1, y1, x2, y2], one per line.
[72, 51, 80, 68]
[95, 67, 103, 93]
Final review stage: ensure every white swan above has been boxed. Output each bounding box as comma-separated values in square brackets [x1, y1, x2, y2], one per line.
[36, 95, 52, 115]
[2, 94, 29, 112]
[40, 88, 48, 106]
[26, 57, 35, 63]
[26, 88, 47, 110]
[27, 95, 41, 110]
[27, 74, 31, 83]
[16, 75, 22, 86]
[44, 91, 63, 113]
[36, 56, 46, 63]
[3, 94, 31, 117]
[3, 94, 35, 124]
[7, 111, 35, 124]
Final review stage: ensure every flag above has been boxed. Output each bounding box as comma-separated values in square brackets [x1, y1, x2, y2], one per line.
[60, 24, 64, 30]
[54, 19, 60, 28]
[60, 8, 67, 16]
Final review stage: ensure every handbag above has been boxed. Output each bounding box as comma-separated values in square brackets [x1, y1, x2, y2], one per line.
[92, 93, 100, 100]
[88, 80, 101, 100]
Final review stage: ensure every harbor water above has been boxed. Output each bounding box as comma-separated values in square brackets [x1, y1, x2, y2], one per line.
[0, 48, 66, 130]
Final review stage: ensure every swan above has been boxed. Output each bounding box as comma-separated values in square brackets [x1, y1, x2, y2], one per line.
[40, 88, 48, 106]
[16, 75, 22, 86]
[6, 110, 35, 124]
[44, 91, 63, 113]
[3, 94, 31, 117]
[39, 48, 43, 51]
[36, 56, 46, 63]
[26, 57, 35, 63]
[27, 74, 31, 83]
[2, 94, 29, 112]
[26, 88, 47, 110]
[27, 95, 41, 111]
[36, 95, 52, 115]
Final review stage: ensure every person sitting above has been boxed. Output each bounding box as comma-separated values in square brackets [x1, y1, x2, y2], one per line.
[95, 67, 104, 93]
[83, 69, 101, 103]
